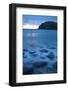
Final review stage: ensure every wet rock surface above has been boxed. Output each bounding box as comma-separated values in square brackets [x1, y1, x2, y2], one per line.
[33, 61, 48, 68]
[39, 49, 48, 53]
[47, 52, 55, 60]
[23, 46, 57, 75]
[23, 66, 34, 75]
[40, 56, 46, 59]
[23, 49, 28, 52]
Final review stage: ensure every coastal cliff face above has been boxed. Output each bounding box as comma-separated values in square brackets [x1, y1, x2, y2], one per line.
[38, 21, 57, 30]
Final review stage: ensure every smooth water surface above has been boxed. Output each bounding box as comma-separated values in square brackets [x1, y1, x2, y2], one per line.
[23, 29, 57, 75]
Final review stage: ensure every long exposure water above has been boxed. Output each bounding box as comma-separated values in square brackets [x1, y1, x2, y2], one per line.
[23, 29, 57, 75]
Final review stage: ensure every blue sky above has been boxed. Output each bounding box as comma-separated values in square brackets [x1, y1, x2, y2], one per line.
[23, 15, 57, 25]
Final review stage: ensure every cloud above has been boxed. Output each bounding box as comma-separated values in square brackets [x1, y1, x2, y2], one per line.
[23, 24, 39, 29]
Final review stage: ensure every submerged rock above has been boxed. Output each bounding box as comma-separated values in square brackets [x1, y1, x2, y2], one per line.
[29, 51, 38, 57]
[46, 67, 57, 73]
[32, 53, 37, 57]
[33, 61, 48, 68]
[23, 66, 34, 75]
[29, 51, 36, 54]
[23, 49, 28, 52]
[23, 55, 27, 58]
[53, 62, 57, 69]
[40, 56, 46, 59]
[47, 52, 55, 60]
[49, 47, 56, 49]
[39, 49, 48, 53]
[23, 52, 27, 58]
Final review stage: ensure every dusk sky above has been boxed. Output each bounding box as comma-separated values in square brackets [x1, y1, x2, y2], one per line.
[23, 15, 57, 29]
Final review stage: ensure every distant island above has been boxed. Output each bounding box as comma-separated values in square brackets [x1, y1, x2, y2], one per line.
[38, 21, 57, 30]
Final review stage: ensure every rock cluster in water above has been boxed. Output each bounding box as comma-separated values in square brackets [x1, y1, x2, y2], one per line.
[23, 46, 57, 75]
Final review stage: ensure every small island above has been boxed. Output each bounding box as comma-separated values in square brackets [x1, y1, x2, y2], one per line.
[38, 21, 57, 30]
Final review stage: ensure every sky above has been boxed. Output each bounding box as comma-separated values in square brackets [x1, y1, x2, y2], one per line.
[23, 15, 57, 29]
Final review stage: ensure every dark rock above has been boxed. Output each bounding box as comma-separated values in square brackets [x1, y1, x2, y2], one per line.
[39, 46, 43, 48]
[39, 49, 48, 53]
[23, 66, 34, 75]
[23, 55, 27, 58]
[38, 21, 57, 30]
[29, 51, 36, 54]
[32, 53, 37, 57]
[23, 52, 27, 58]
[29, 51, 37, 57]
[33, 61, 48, 68]
[23, 49, 28, 52]
[49, 47, 56, 49]
[46, 62, 57, 73]
[47, 52, 55, 60]
[48, 62, 57, 73]
[53, 62, 57, 69]
[40, 56, 46, 59]
[47, 67, 57, 73]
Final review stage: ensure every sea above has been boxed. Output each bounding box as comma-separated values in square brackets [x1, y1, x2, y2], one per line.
[23, 29, 57, 75]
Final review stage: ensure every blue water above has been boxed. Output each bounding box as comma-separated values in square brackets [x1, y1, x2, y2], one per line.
[23, 29, 57, 75]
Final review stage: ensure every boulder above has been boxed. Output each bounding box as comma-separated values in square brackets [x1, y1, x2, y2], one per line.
[39, 49, 48, 53]
[23, 52, 27, 58]
[23, 49, 28, 52]
[23, 66, 34, 75]
[33, 61, 48, 68]
[47, 52, 55, 60]
[29, 51, 38, 57]
[29, 51, 36, 54]
[40, 56, 46, 59]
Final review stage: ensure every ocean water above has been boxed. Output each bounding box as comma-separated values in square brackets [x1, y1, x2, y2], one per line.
[23, 29, 57, 75]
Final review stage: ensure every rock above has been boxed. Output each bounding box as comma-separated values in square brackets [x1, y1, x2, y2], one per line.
[33, 61, 48, 68]
[29, 51, 36, 54]
[47, 52, 55, 59]
[39, 49, 48, 53]
[46, 67, 55, 73]
[49, 47, 56, 49]
[53, 62, 57, 69]
[23, 52, 27, 58]
[32, 53, 37, 57]
[23, 55, 27, 58]
[29, 51, 37, 57]
[40, 56, 46, 59]
[38, 21, 57, 30]
[23, 49, 28, 52]
[23, 66, 34, 75]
